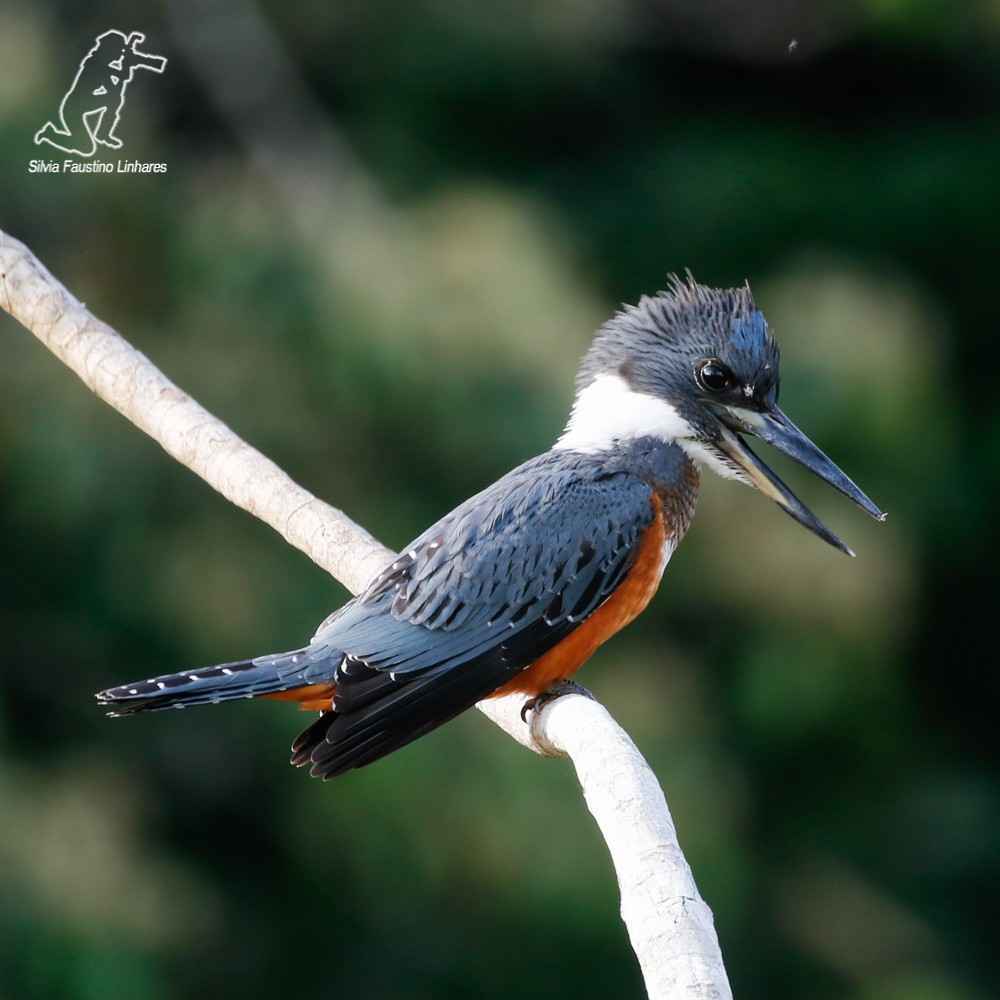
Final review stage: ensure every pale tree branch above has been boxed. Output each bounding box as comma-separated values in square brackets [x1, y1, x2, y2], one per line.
[1, 228, 732, 999]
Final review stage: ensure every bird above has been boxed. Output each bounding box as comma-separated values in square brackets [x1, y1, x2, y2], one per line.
[97, 275, 884, 779]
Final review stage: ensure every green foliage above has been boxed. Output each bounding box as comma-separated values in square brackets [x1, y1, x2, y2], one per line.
[1, 1, 996, 997]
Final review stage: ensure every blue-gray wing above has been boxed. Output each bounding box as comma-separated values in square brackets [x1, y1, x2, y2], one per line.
[294, 453, 660, 777]
[316, 453, 657, 678]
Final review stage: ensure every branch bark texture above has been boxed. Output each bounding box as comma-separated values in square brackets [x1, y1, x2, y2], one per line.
[0, 228, 732, 1000]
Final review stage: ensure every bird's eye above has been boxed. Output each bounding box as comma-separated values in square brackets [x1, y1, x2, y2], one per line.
[697, 360, 733, 392]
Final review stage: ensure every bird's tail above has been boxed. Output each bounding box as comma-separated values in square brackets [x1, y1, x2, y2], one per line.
[96, 647, 339, 716]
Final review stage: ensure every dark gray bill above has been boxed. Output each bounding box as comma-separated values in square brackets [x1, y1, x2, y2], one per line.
[713, 405, 885, 556]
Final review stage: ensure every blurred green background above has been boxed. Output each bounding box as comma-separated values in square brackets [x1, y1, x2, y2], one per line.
[1, 1, 997, 998]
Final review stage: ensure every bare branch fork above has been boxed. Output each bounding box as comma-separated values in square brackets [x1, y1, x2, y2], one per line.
[0, 228, 732, 1000]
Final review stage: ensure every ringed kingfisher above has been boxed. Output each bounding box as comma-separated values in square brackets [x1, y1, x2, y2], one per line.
[97, 276, 884, 779]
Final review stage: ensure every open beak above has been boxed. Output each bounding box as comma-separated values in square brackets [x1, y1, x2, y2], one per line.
[712, 403, 885, 556]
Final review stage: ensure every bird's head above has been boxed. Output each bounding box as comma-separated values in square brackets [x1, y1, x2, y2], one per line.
[557, 274, 884, 554]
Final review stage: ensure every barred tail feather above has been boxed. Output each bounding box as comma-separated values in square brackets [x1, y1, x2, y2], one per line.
[96, 647, 335, 715]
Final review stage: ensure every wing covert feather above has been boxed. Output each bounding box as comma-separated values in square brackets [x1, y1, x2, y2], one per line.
[313, 453, 658, 681]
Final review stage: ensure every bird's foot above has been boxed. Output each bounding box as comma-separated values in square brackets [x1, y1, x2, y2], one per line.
[519, 679, 593, 722]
